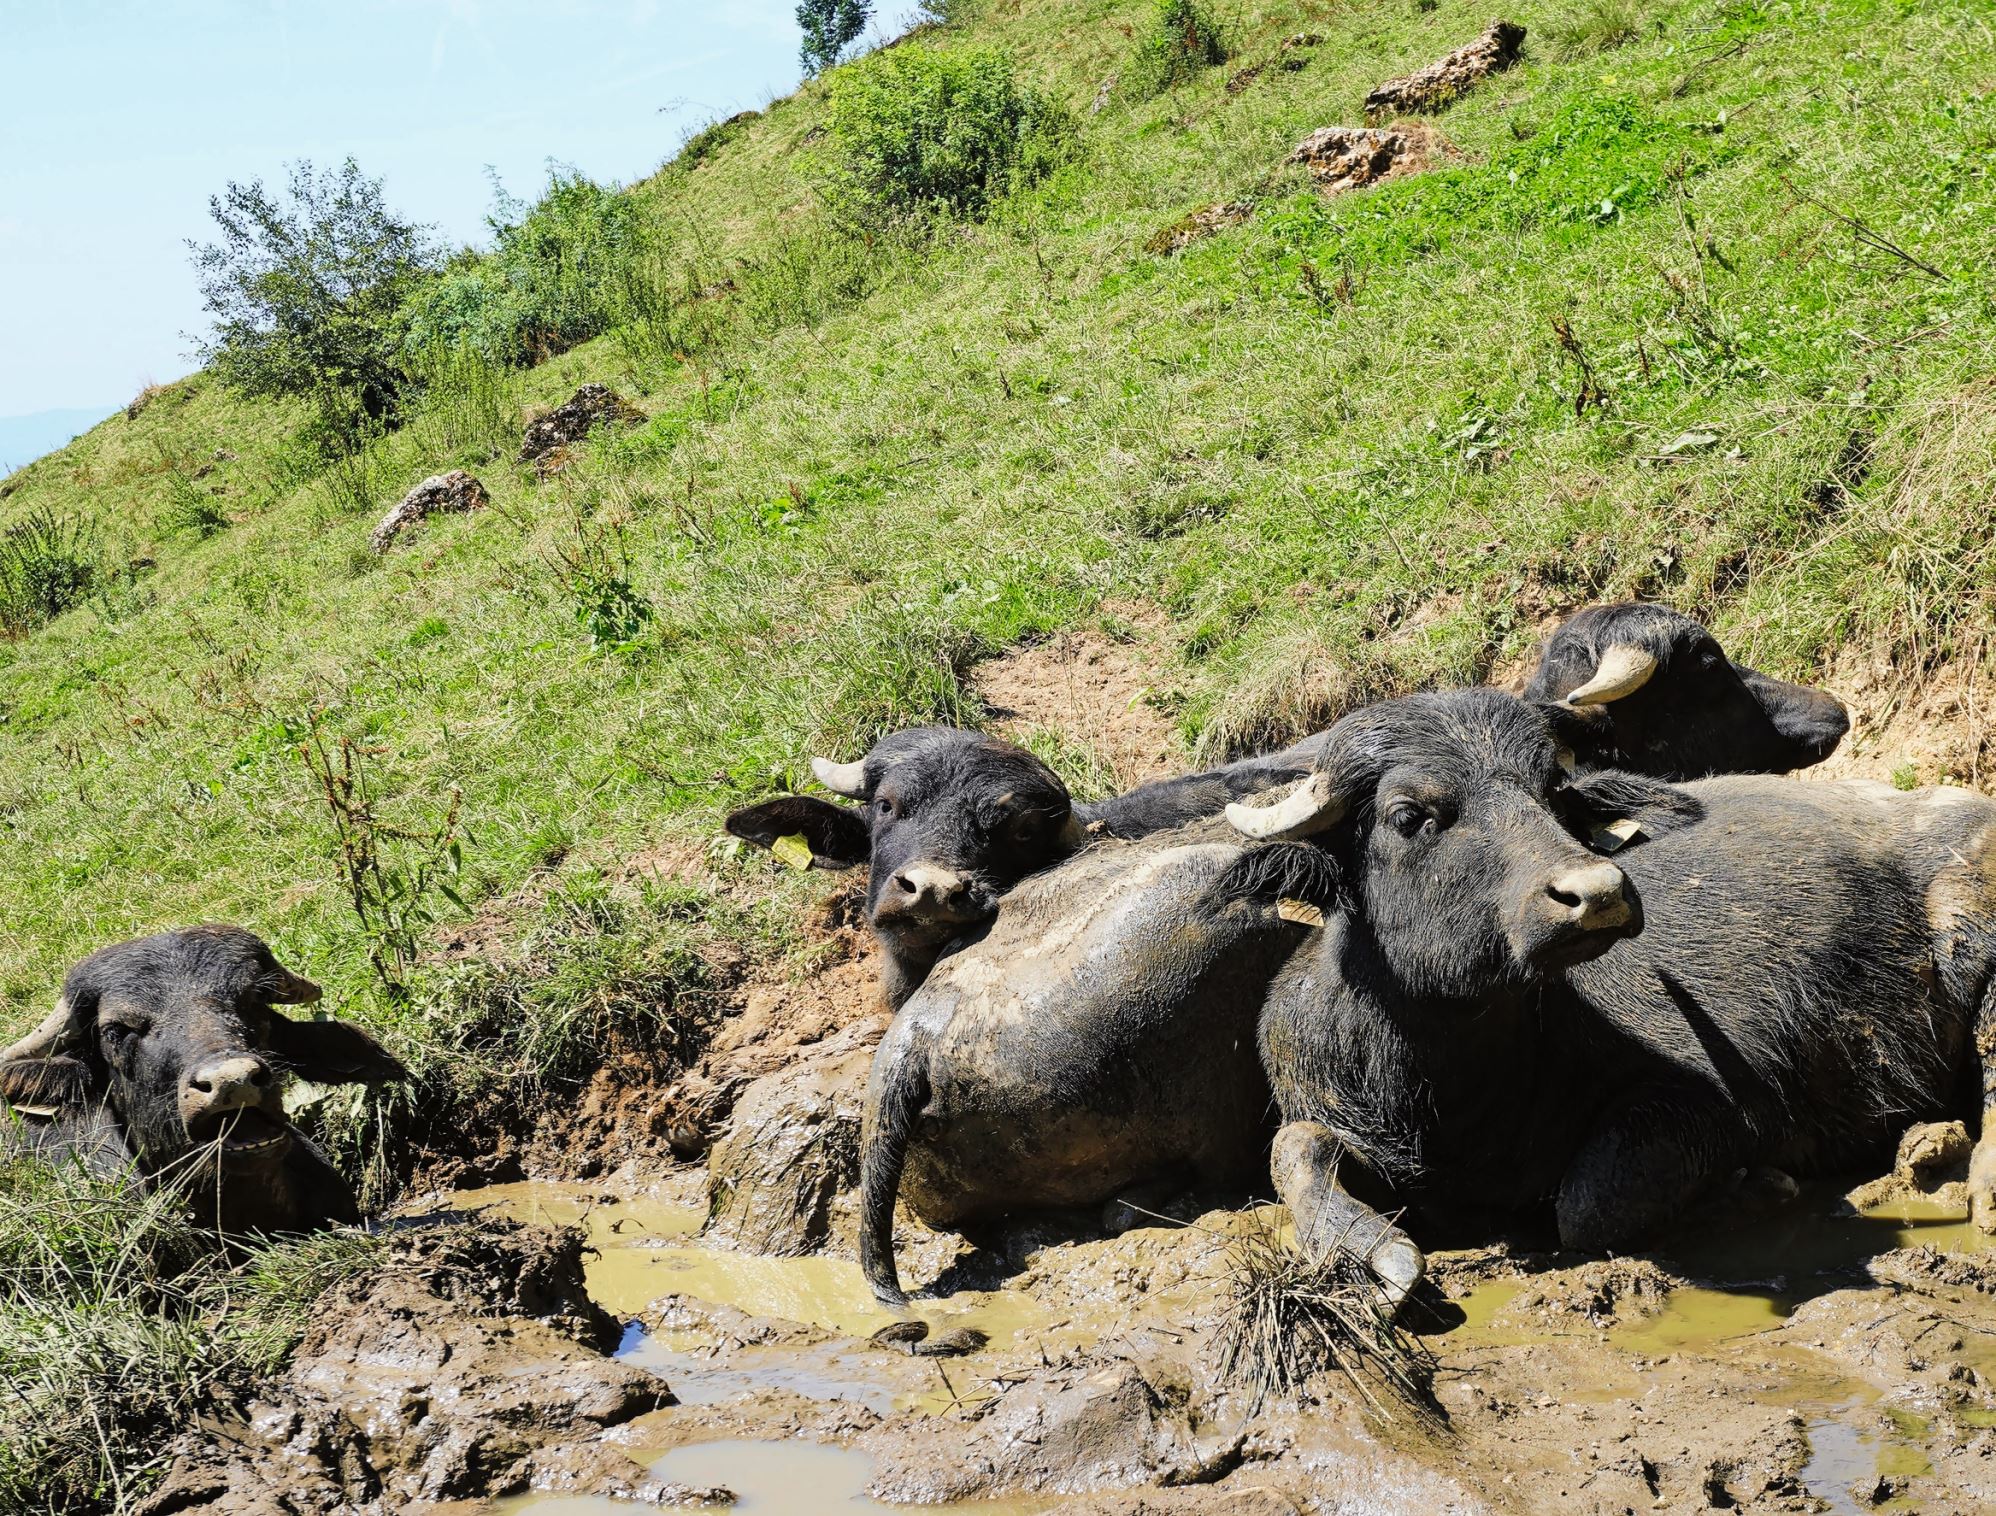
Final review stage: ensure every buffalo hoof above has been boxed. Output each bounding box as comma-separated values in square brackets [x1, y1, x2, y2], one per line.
[869, 1319, 988, 1357]
[1371, 1234, 1426, 1316]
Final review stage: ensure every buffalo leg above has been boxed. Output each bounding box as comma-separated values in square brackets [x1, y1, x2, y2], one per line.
[1271, 1120, 1424, 1311]
[1555, 1092, 1745, 1251]
[1971, 984, 1996, 1234]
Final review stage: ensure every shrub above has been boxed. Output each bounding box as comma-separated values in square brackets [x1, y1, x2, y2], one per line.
[823, 44, 1076, 224]
[1123, 0, 1228, 100]
[0, 507, 99, 636]
[397, 170, 651, 369]
[187, 159, 438, 429]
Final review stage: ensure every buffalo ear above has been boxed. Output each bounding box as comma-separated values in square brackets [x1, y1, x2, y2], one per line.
[725, 795, 871, 871]
[1562, 769, 1705, 837]
[266, 1013, 409, 1086]
[1, 1056, 94, 1113]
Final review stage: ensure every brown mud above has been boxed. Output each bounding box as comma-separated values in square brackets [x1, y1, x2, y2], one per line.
[149, 1108, 1996, 1515]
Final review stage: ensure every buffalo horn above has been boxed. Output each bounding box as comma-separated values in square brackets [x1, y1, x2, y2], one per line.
[1225, 772, 1346, 841]
[0, 1000, 77, 1064]
[810, 757, 869, 798]
[1564, 644, 1659, 706]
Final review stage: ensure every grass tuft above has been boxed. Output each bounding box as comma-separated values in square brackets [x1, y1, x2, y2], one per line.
[1549, 0, 1646, 59]
[1215, 1207, 1438, 1422]
[0, 1151, 380, 1512]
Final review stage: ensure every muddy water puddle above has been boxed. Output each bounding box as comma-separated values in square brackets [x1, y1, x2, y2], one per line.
[500, 1439, 1063, 1513]
[426, 1178, 1082, 1419]
[433, 1177, 1996, 1514]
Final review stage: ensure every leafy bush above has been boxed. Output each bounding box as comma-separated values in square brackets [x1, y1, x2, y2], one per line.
[397, 170, 651, 369]
[0, 507, 99, 636]
[188, 159, 438, 429]
[1123, 0, 1228, 100]
[823, 44, 1076, 224]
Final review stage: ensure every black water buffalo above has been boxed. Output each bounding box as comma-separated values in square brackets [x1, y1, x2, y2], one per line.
[726, 727, 1318, 1008]
[0, 926, 406, 1233]
[857, 813, 1313, 1304]
[1219, 689, 1996, 1306]
[1525, 602, 1848, 779]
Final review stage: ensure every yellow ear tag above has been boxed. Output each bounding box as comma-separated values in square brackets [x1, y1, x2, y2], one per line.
[1276, 897, 1325, 928]
[1589, 818, 1644, 854]
[771, 833, 816, 871]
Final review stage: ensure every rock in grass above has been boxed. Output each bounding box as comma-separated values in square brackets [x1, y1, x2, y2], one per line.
[1146, 200, 1254, 255]
[518, 383, 646, 473]
[1287, 125, 1451, 195]
[1364, 20, 1525, 120]
[370, 468, 489, 553]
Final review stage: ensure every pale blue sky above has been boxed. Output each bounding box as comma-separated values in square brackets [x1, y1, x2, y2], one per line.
[0, 1, 903, 432]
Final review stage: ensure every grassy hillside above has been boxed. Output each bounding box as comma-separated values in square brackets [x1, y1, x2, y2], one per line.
[4, 0, 1993, 1504]
[3, 0, 1993, 1129]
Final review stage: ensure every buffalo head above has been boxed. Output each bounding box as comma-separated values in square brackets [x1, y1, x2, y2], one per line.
[725, 728, 1084, 1003]
[1225, 691, 1700, 998]
[1525, 603, 1847, 779]
[0, 926, 404, 1217]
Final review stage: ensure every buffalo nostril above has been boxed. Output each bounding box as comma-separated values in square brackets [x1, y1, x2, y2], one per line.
[190, 1075, 214, 1094]
[891, 872, 920, 898]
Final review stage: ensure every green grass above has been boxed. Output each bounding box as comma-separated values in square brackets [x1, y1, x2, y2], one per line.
[0, 0, 1993, 1497]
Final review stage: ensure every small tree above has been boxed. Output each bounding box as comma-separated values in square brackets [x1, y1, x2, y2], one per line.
[799, 0, 870, 76]
[187, 159, 437, 430]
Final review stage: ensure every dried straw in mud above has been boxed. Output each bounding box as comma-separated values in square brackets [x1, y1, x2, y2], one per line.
[1214, 1208, 1440, 1425]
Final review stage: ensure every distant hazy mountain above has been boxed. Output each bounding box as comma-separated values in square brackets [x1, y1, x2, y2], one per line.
[0, 406, 117, 474]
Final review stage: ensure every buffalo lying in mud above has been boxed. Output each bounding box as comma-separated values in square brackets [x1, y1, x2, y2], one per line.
[1526, 602, 1849, 779]
[726, 727, 1318, 1008]
[857, 812, 1317, 1305]
[1220, 689, 1996, 1307]
[0, 926, 406, 1233]
[728, 610, 1840, 1010]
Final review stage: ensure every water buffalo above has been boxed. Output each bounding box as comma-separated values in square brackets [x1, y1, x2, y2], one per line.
[856, 812, 1319, 1305]
[1219, 689, 1996, 1306]
[1525, 602, 1848, 778]
[0, 926, 406, 1233]
[726, 727, 1318, 1008]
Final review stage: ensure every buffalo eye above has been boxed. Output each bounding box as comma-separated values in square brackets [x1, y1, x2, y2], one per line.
[1011, 813, 1041, 844]
[875, 796, 897, 819]
[99, 1020, 143, 1053]
[1384, 801, 1429, 838]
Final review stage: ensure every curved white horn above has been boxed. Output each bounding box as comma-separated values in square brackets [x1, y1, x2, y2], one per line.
[1225, 772, 1346, 841]
[1563, 645, 1659, 707]
[1, 1000, 78, 1064]
[811, 756, 869, 798]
